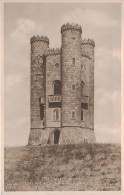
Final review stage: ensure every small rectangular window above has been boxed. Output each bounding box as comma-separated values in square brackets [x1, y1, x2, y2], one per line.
[82, 103, 88, 110]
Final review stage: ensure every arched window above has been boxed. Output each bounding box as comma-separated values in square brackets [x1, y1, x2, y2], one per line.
[55, 63, 59, 68]
[54, 109, 60, 121]
[72, 84, 75, 91]
[72, 58, 75, 66]
[72, 111, 76, 119]
[53, 80, 61, 95]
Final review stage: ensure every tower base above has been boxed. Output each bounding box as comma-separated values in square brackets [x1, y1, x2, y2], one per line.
[28, 127, 95, 146]
[59, 127, 95, 144]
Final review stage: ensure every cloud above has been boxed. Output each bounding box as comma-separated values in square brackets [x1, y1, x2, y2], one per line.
[96, 47, 121, 61]
[94, 46, 121, 135]
[95, 124, 121, 143]
[11, 18, 35, 37]
[94, 88, 121, 130]
[5, 74, 22, 88]
[96, 90, 121, 106]
[11, 18, 43, 44]
[10, 17, 61, 49]
[82, 9, 118, 26]
[110, 90, 121, 104]
[112, 48, 121, 61]
[94, 46, 121, 94]
[62, 8, 118, 27]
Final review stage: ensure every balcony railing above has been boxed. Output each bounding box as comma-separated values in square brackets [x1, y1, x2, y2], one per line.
[49, 95, 61, 103]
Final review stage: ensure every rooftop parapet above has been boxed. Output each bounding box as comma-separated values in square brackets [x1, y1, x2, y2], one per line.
[30, 36, 49, 44]
[61, 23, 82, 33]
[45, 48, 61, 56]
[81, 39, 95, 47]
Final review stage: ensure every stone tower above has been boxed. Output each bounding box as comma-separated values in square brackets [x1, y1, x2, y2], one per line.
[61, 24, 82, 143]
[28, 36, 49, 145]
[28, 23, 96, 145]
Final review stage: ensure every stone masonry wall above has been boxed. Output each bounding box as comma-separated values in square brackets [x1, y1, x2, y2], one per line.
[59, 127, 95, 144]
[28, 128, 50, 145]
[45, 49, 61, 128]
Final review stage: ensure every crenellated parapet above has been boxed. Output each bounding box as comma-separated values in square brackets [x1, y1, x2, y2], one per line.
[61, 23, 82, 33]
[45, 48, 61, 56]
[81, 39, 95, 47]
[30, 36, 49, 44]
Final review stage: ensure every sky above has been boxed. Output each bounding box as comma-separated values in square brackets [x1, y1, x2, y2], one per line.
[4, 2, 121, 146]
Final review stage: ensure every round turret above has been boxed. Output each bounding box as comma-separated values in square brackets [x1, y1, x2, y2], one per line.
[30, 35, 49, 142]
[81, 38, 95, 131]
[61, 23, 82, 128]
[30, 36, 49, 44]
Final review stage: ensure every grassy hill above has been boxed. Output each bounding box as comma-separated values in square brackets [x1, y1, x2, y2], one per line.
[4, 143, 121, 191]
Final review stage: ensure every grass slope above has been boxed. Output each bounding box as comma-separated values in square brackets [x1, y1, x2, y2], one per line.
[4, 143, 121, 191]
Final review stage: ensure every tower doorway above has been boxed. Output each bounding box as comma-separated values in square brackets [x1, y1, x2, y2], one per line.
[54, 129, 60, 144]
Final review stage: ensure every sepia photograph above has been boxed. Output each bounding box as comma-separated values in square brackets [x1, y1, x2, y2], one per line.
[1, 0, 123, 193]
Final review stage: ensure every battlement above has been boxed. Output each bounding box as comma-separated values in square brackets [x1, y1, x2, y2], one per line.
[61, 23, 82, 33]
[30, 36, 49, 44]
[45, 48, 61, 56]
[81, 39, 95, 47]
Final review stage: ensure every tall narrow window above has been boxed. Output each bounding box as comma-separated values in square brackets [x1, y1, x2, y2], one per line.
[84, 139, 88, 143]
[40, 104, 44, 120]
[54, 109, 60, 121]
[72, 84, 75, 91]
[81, 109, 83, 121]
[72, 58, 75, 66]
[53, 80, 61, 94]
[72, 111, 76, 119]
[81, 81, 85, 96]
